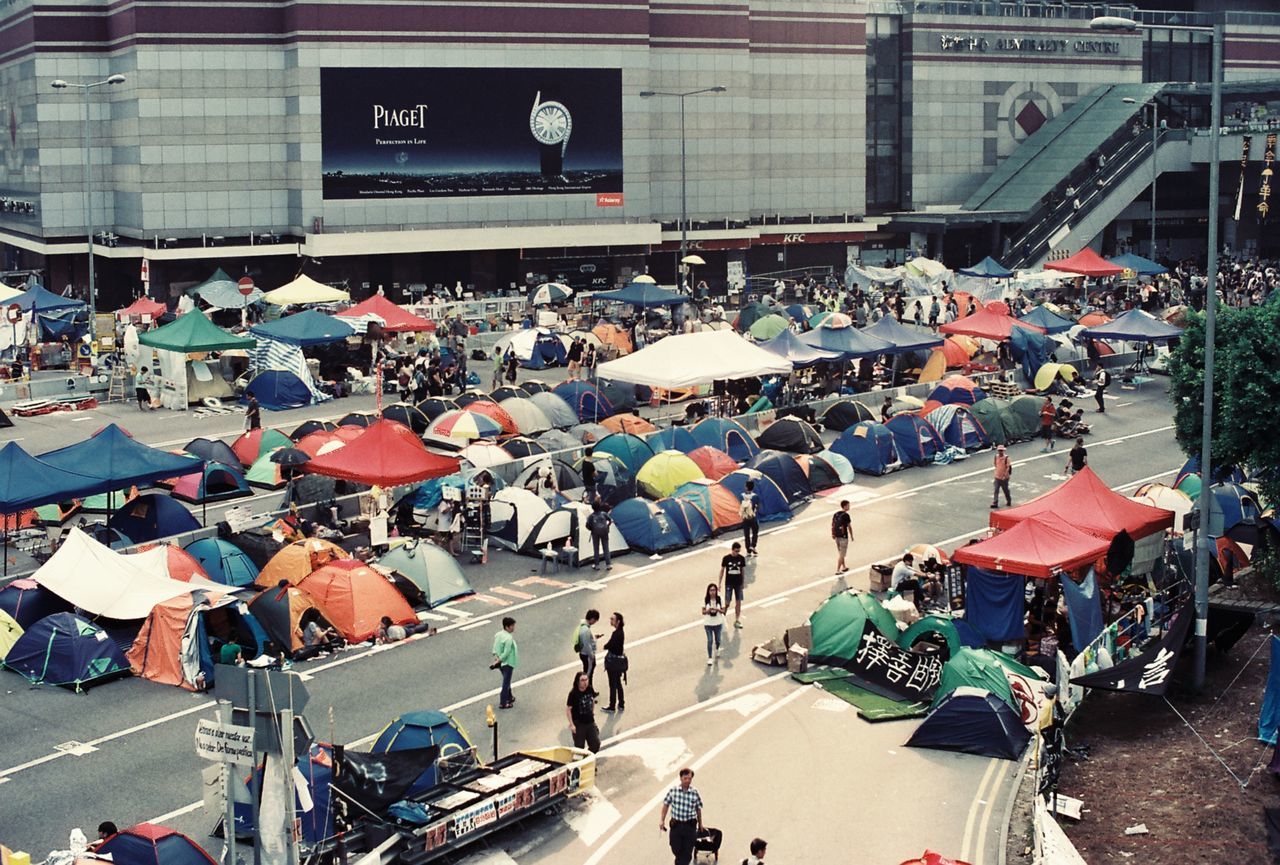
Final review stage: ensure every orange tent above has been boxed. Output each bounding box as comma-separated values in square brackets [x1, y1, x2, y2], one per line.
[297, 559, 417, 643]
[706, 483, 744, 532]
[592, 323, 633, 355]
[256, 538, 351, 588]
[1217, 537, 1250, 573]
[941, 338, 972, 367]
[602, 414, 657, 435]
[1078, 311, 1111, 327]
[128, 589, 245, 689]
[132, 544, 210, 582]
[687, 446, 738, 481]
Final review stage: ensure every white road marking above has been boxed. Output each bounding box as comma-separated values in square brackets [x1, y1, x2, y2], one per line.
[600, 737, 693, 780]
[561, 788, 622, 848]
[454, 850, 518, 865]
[758, 597, 789, 608]
[432, 605, 474, 619]
[705, 693, 774, 718]
[960, 757, 1000, 862]
[459, 618, 492, 632]
[811, 697, 851, 713]
[151, 800, 204, 824]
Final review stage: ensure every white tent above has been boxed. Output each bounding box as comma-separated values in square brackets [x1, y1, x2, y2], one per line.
[488, 487, 553, 551]
[262, 274, 350, 306]
[499, 397, 553, 435]
[596, 330, 791, 389]
[34, 528, 199, 619]
[522, 502, 628, 565]
[493, 328, 570, 362]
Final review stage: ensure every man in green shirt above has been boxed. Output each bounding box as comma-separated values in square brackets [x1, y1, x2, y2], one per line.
[492, 617, 519, 708]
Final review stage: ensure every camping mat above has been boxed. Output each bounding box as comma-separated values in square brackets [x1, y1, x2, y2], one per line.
[792, 666, 851, 684]
[815, 677, 930, 722]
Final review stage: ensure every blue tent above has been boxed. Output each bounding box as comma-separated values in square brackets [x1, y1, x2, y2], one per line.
[184, 538, 259, 587]
[250, 309, 354, 346]
[170, 461, 252, 504]
[1009, 325, 1052, 383]
[553, 380, 615, 421]
[811, 449, 855, 486]
[926, 405, 990, 451]
[886, 414, 945, 466]
[1079, 308, 1183, 344]
[928, 379, 987, 407]
[831, 422, 900, 476]
[717, 470, 792, 523]
[863, 316, 945, 353]
[611, 497, 687, 553]
[745, 450, 811, 507]
[233, 743, 335, 846]
[2, 612, 129, 689]
[759, 328, 843, 367]
[1108, 252, 1167, 276]
[0, 579, 72, 627]
[799, 324, 893, 359]
[1212, 483, 1262, 535]
[1018, 306, 1075, 334]
[648, 426, 698, 453]
[691, 417, 759, 462]
[40, 424, 204, 489]
[371, 710, 474, 796]
[593, 283, 686, 308]
[658, 497, 713, 546]
[958, 256, 1014, 278]
[0, 441, 106, 511]
[108, 493, 201, 542]
[593, 433, 654, 475]
[905, 689, 1030, 760]
[245, 370, 315, 410]
[522, 331, 569, 370]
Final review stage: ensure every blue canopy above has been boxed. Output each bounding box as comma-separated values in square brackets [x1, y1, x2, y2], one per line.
[799, 324, 893, 359]
[958, 256, 1014, 279]
[11, 283, 85, 314]
[863, 316, 945, 353]
[759, 328, 842, 367]
[0, 441, 108, 511]
[39, 424, 204, 489]
[1079, 308, 1183, 344]
[1018, 306, 1075, 334]
[250, 309, 354, 346]
[593, 283, 687, 308]
[1108, 252, 1167, 276]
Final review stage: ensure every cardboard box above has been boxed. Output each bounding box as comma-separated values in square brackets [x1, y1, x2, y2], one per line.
[786, 645, 809, 674]
[869, 564, 893, 593]
[751, 637, 788, 666]
[783, 625, 812, 651]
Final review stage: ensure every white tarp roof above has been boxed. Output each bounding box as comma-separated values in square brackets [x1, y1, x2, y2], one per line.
[596, 329, 792, 389]
[34, 528, 199, 619]
[262, 274, 350, 306]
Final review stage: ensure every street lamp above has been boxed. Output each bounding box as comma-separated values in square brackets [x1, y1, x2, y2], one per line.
[1121, 96, 1159, 259]
[50, 73, 126, 339]
[1092, 14, 1222, 690]
[639, 86, 727, 290]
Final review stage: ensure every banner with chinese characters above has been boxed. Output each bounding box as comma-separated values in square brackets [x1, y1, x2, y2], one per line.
[1069, 598, 1193, 696]
[846, 629, 943, 702]
[1234, 136, 1251, 221]
[1258, 133, 1275, 224]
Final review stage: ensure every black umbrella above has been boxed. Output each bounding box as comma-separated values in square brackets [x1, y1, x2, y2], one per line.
[291, 419, 336, 440]
[416, 397, 459, 421]
[382, 403, 430, 434]
[270, 447, 312, 468]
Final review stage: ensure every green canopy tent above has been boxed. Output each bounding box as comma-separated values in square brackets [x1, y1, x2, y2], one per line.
[808, 591, 899, 666]
[138, 310, 255, 407]
[138, 308, 256, 353]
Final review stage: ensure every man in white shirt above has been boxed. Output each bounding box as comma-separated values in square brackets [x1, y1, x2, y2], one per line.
[891, 552, 918, 593]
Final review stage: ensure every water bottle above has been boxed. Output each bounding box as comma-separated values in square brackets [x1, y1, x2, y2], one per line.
[68, 828, 88, 855]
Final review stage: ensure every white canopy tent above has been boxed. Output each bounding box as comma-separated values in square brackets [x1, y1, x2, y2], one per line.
[596, 329, 792, 389]
[262, 274, 350, 306]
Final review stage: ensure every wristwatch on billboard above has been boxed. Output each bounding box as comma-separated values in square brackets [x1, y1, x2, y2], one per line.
[530, 91, 572, 178]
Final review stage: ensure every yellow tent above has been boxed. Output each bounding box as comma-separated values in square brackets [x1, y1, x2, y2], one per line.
[0, 608, 23, 661]
[262, 274, 350, 306]
[1033, 362, 1079, 392]
[918, 349, 947, 383]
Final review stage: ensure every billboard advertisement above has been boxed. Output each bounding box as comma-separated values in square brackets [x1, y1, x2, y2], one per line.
[320, 68, 623, 201]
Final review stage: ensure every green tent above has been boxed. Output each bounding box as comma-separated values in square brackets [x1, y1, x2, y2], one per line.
[736, 302, 774, 333]
[1175, 473, 1201, 499]
[244, 449, 287, 489]
[139, 308, 256, 353]
[969, 398, 1011, 446]
[932, 647, 1017, 709]
[899, 615, 984, 659]
[378, 540, 474, 609]
[809, 591, 900, 666]
[1005, 396, 1044, 441]
[976, 647, 1045, 682]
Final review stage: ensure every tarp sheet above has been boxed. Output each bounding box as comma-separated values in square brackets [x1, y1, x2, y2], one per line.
[34, 528, 198, 619]
[1060, 568, 1104, 648]
[596, 329, 791, 389]
[1070, 598, 1193, 696]
[814, 676, 930, 722]
[964, 567, 1025, 641]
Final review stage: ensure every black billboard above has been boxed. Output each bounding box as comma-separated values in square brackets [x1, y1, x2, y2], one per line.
[320, 68, 623, 201]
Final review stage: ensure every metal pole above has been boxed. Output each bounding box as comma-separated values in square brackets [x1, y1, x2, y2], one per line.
[679, 94, 687, 292]
[83, 84, 96, 333]
[218, 699, 239, 865]
[1151, 100, 1158, 258]
[1193, 21, 1223, 692]
[280, 707, 298, 865]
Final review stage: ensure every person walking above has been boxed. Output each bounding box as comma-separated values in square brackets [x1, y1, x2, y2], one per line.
[504, 350, 519, 385]
[659, 768, 705, 865]
[991, 445, 1013, 508]
[702, 583, 726, 665]
[1093, 364, 1110, 413]
[566, 337, 583, 380]
[928, 297, 940, 331]
[1039, 397, 1057, 452]
[491, 350, 503, 390]
[135, 366, 154, 411]
[245, 393, 261, 431]
[719, 541, 747, 629]
[576, 609, 601, 695]
[740, 480, 760, 556]
[1067, 437, 1088, 476]
[602, 611, 626, 712]
[831, 499, 852, 573]
[586, 501, 612, 570]
[491, 617, 518, 709]
[565, 671, 601, 753]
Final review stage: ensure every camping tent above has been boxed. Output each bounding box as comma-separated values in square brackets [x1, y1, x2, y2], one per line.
[691, 417, 759, 462]
[257, 538, 351, 587]
[377, 540, 474, 608]
[926, 405, 989, 451]
[243, 370, 313, 411]
[1043, 248, 1124, 278]
[519, 501, 629, 565]
[990, 466, 1174, 540]
[596, 329, 792, 389]
[863, 316, 945, 353]
[601, 413, 657, 436]
[493, 328, 569, 369]
[928, 375, 987, 406]
[958, 256, 1014, 278]
[94, 823, 218, 865]
[687, 446, 739, 481]
[758, 328, 842, 367]
[3, 612, 129, 689]
[593, 433, 655, 475]
[610, 497, 686, 554]
[831, 422, 900, 475]
[745, 450, 811, 506]
[127, 589, 270, 689]
[0, 608, 21, 661]
[952, 515, 1109, 578]
[0, 578, 72, 627]
[246, 583, 334, 653]
[820, 400, 876, 432]
[183, 437, 239, 468]
[898, 615, 986, 659]
[297, 559, 417, 643]
[636, 450, 704, 499]
[1005, 396, 1044, 441]
[307, 420, 459, 486]
[499, 397, 553, 435]
[170, 461, 252, 504]
[337, 294, 434, 332]
[127, 545, 210, 583]
[717, 470, 792, 523]
[649, 426, 698, 454]
[184, 538, 259, 587]
[528, 391, 579, 428]
[807, 450, 855, 487]
[1079, 308, 1183, 343]
[553, 380, 615, 421]
[370, 711, 475, 796]
[488, 488, 553, 551]
[107, 493, 202, 542]
[674, 480, 742, 534]
[808, 591, 899, 667]
[250, 309, 354, 346]
[884, 414, 945, 466]
[938, 309, 1044, 341]
[658, 497, 713, 546]
[261, 274, 350, 306]
[755, 417, 824, 454]
[968, 398, 1015, 446]
[232, 428, 293, 467]
[905, 688, 1030, 760]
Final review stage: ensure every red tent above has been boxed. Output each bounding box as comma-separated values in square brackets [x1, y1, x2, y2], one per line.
[952, 515, 1109, 578]
[1043, 248, 1124, 278]
[337, 294, 435, 332]
[938, 309, 1045, 341]
[116, 297, 167, 320]
[989, 466, 1174, 540]
[305, 419, 458, 486]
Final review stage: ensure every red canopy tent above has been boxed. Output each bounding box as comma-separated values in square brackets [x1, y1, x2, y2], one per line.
[305, 419, 458, 486]
[1043, 248, 1124, 278]
[337, 294, 435, 332]
[938, 308, 1045, 341]
[989, 466, 1174, 540]
[952, 515, 1110, 578]
[115, 297, 167, 320]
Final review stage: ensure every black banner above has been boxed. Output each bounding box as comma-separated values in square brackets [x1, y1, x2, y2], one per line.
[334, 746, 439, 812]
[1258, 133, 1275, 224]
[320, 68, 623, 201]
[1070, 599, 1193, 696]
[847, 629, 943, 702]
[1234, 135, 1251, 221]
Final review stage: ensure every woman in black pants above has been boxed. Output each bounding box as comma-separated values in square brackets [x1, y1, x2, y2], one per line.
[602, 612, 626, 712]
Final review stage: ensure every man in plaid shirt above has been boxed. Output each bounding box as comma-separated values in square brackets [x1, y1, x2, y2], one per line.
[659, 767, 704, 865]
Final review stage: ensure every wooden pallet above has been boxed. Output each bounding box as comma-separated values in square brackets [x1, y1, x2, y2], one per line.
[986, 380, 1021, 399]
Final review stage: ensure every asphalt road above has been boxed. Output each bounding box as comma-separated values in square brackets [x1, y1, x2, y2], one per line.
[0, 378, 1183, 864]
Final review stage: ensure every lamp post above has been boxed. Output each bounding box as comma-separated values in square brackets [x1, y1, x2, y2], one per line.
[50, 73, 126, 337]
[638, 86, 727, 290]
[1121, 96, 1159, 259]
[1092, 14, 1222, 690]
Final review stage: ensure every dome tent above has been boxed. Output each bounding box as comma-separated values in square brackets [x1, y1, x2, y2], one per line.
[906, 688, 1031, 760]
[184, 538, 259, 587]
[830, 422, 901, 476]
[745, 450, 811, 506]
[108, 493, 202, 542]
[658, 497, 713, 546]
[755, 417, 824, 454]
[371, 711, 474, 796]
[717, 470, 791, 523]
[648, 425, 698, 453]
[686, 445, 738, 481]
[245, 369, 315, 411]
[170, 461, 252, 504]
[246, 583, 334, 653]
[592, 432, 654, 475]
[610, 497, 686, 554]
[377, 540, 474, 608]
[674, 480, 743, 534]
[690, 417, 759, 462]
[297, 559, 417, 643]
[517, 501, 628, 565]
[3, 612, 129, 689]
[885, 414, 945, 467]
[636, 450, 704, 499]
[819, 399, 875, 432]
[487, 488, 554, 551]
[926, 405, 990, 452]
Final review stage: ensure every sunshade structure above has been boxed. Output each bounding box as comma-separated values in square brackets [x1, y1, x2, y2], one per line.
[2, 612, 129, 689]
[820, 399, 875, 432]
[756, 417, 824, 454]
[307, 420, 459, 486]
[990, 466, 1174, 540]
[593, 282, 686, 307]
[184, 538, 259, 587]
[184, 436, 239, 468]
[40, 424, 204, 490]
[1108, 252, 1167, 276]
[193, 268, 261, 309]
[426, 409, 504, 445]
[1043, 248, 1124, 278]
[377, 540, 473, 608]
[0, 441, 106, 512]
[863, 316, 945, 353]
[297, 559, 417, 643]
[952, 516, 1109, 578]
[32, 528, 197, 619]
[95, 823, 217, 865]
[262, 273, 350, 306]
[529, 281, 573, 306]
[1078, 308, 1183, 343]
[596, 330, 791, 389]
[637, 450, 704, 499]
[1018, 305, 1075, 334]
[116, 296, 167, 320]
[337, 294, 434, 332]
[758, 328, 842, 367]
[939, 308, 1044, 341]
[250, 309, 354, 346]
[958, 256, 1014, 279]
[138, 308, 256, 353]
[12, 283, 84, 314]
[799, 321, 893, 359]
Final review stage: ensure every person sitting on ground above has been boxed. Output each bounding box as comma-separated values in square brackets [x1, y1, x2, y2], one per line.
[91, 822, 118, 851]
[376, 615, 407, 644]
[891, 552, 918, 596]
[294, 608, 343, 661]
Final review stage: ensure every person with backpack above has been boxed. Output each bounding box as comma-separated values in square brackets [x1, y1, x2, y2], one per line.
[1093, 363, 1111, 413]
[744, 838, 769, 865]
[1039, 396, 1057, 453]
[586, 501, 612, 570]
[575, 610, 601, 696]
[602, 611, 626, 712]
[740, 480, 760, 556]
[719, 542, 747, 629]
[831, 499, 852, 574]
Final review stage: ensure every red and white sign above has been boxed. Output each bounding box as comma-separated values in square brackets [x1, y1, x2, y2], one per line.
[5, 303, 20, 324]
[596, 192, 624, 208]
[140, 259, 150, 284]
[237, 277, 256, 296]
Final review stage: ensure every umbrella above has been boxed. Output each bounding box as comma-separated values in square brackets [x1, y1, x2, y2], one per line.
[748, 314, 790, 340]
[810, 311, 853, 329]
[428, 409, 503, 441]
[905, 543, 950, 566]
[270, 448, 311, 468]
[529, 282, 573, 306]
[633, 275, 657, 284]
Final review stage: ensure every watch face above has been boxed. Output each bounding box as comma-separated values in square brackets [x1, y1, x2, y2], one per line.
[530, 102, 572, 145]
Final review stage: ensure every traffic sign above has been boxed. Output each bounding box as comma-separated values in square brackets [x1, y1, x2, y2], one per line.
[238, 276, 256, 296]
[5, 303, 20, 324]
[213, 667, 309, 754]
[140, 259, 149, 284]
